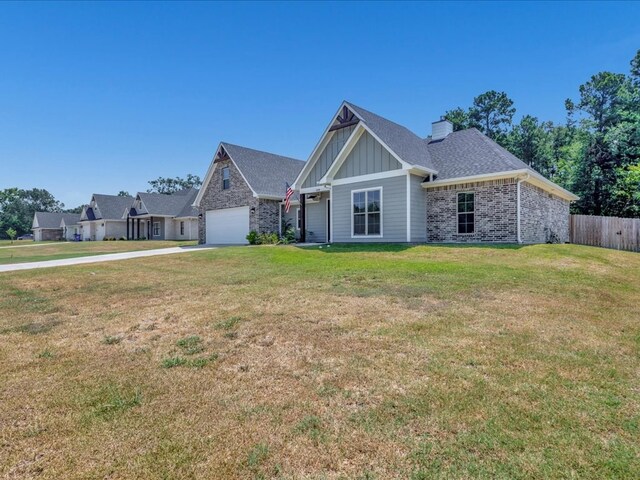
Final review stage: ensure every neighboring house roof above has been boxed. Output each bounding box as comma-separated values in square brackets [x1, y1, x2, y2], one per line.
[59, 213, 81, 227]
[89, 194, 135, 220]
[132, 188, 199, 218]
[32, 212, 70, 229]
[194, 142, 305, 206]
[346, 101, 437, 172]
[425, 128, 532, 180]
[222, 143, 305, 198]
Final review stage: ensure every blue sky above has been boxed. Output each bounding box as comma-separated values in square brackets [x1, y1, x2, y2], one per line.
[1, 1, 639, 208]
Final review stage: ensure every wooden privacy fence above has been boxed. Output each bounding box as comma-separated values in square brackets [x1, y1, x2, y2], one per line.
[570, 215, 640, 252]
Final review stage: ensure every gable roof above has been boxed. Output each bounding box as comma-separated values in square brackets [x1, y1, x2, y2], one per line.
[90, 194, 135, 220]
[32, 212, 72, 229]
[134, 188, 199, 218]
[59, 213, 81, 227]
[222, 143, 305, 198]
[194, 142, 305, 206]
[425, 128, 532, 180]
[346, 101, 437, 172]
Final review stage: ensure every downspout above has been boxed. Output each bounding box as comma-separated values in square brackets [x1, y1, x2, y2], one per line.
[516, 173, 530, 244]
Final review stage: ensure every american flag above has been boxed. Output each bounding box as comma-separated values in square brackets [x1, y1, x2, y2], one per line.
[284, 183, 294, 213]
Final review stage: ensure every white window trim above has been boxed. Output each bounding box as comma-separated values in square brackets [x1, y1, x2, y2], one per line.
[457, 191, 475, 235]
[351, 186, 383, 239]
[295, 207, 301, 230]
[153, 221, 161, 237]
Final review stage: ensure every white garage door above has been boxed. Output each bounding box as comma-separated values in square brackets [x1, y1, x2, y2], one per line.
[205, 206, 250, 244]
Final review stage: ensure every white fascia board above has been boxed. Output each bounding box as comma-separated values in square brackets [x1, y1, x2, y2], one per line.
[299, 186, 330, 194]
[422, 168, 579, 201]
[193, 145, 220, 207]
[292, 101, 359, 190]
[330, 169, 407, 186]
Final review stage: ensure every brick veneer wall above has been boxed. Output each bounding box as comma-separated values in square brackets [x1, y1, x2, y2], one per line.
[520, 183, 570, 243]
[197, 159, 282, 243]
[426, 178, 518, 242]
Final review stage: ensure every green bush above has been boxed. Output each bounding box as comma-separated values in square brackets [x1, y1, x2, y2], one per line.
[281, 226, 296, 244]
[257, 232, 279, 245]
[246, 230, 259, 245]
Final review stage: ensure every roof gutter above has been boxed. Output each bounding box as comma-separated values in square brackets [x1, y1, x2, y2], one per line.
[422, 169, 579, 202]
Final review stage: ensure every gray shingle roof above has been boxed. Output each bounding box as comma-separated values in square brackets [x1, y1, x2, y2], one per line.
[136, 188, 199, 217]
[33, 212, 76, 229]
[346, 101, 437, 172]
[222, 143, 305, 198]
[59, 213, 81, 227]
[425, 128, 531, 180]
[92, 194, 135, 220]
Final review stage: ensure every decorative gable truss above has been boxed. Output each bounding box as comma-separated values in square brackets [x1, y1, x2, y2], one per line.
[293, 101, 435, 193]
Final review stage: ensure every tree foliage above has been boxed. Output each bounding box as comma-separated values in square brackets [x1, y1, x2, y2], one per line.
[0, 188, 65, 238]
[147, 174, 202, 194]
[444, 49, 640, 218]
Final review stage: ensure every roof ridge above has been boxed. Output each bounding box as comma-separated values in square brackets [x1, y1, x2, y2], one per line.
[222, 142, 305, 163]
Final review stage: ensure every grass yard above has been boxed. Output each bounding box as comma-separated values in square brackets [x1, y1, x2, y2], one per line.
[0, 240, 197, 264]
[0, 243, 639, 479]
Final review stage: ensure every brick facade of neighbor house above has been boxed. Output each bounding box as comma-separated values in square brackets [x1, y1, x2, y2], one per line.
[197, 158, 281, 243]
[520, 183, 570, 243]
[426, 178, 518, 243]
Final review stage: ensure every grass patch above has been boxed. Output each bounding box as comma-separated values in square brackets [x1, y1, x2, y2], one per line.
[214, 316, 242, 330]
[81, 384, 142, 421]
[102, 335, 122, 345]
[0, 243, 639, 478]
[37, 349, 54, 359]
[176, 335, 204, 355]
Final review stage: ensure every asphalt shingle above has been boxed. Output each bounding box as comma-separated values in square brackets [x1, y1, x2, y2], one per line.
[222, 143, 305, 198]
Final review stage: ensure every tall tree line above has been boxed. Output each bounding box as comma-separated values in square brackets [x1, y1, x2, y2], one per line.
[445, 50, 640, 218]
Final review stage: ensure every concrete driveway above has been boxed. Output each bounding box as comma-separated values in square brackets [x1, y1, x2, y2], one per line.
[0, 245, 216, 273]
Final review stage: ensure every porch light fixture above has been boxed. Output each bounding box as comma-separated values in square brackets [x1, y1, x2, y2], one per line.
[250, 207, 256, 214]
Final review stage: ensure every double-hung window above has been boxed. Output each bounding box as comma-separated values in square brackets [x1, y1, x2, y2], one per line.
[296, 208, 301, 230]
[153, 222, 160, 237]
[457, 192, 475, 234]
[222, 167, 230, 190]
[353, 188, 381, 236]
[180, 221, 185, 235]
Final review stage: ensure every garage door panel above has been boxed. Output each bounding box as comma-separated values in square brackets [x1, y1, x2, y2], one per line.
[205, 206, 250, 244]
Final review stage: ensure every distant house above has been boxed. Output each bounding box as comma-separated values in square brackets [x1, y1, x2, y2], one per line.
[124, 188, 199, 240]
[79, 194, 134, 241]
[194, 143, 304, 244]
[60, 214, 82, 241]
[32, 212, 80, 241]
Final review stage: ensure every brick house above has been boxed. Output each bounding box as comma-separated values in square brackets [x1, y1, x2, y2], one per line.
[196, 101, 578, 245]
[193, 143, 304, 244]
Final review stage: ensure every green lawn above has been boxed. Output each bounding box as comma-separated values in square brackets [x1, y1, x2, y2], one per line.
[0, 240, 197, 264]
[0, 243, 638, 479]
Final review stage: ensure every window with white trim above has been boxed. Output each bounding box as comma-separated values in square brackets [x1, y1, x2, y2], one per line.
[153, 222, 160, 237]
[353, 188, 381, 236]
[180, 221, 184, 235]
[296, 208, 301, 230]
[457, 192, 475, 234]
[222, 167, 230, 190]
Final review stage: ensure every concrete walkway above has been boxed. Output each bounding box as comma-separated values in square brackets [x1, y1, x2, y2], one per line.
[0, 245, 216, 273]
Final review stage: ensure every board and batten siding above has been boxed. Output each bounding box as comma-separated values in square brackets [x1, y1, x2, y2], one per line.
[410, 174, 427, 242]
[334, 130, 401, 179]
[302, 125, 356, 189]
[332, 175, 407, 242]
